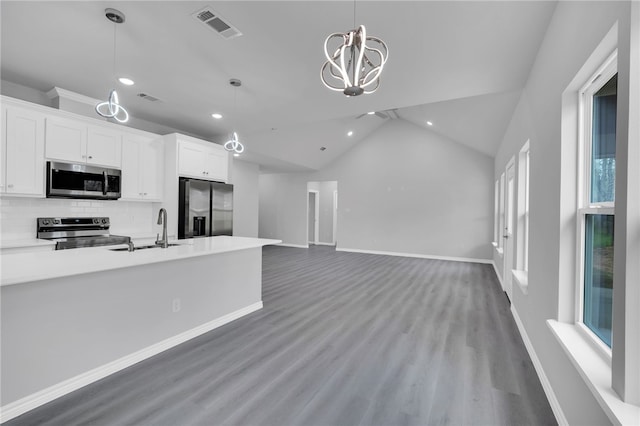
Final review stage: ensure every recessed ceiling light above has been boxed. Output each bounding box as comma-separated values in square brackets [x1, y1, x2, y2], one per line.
[211, 113, 223, 119]
[118, 77, 135, 86]
[347, 131, 353, 136]
[367, 111, 376, 115]
[426, 121, 433, 126]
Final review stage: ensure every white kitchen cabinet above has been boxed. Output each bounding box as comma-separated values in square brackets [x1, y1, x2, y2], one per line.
[46, 118, 122, 168]
[0, 105, 45, 197]
[121, 134, 164, 201]
[178, 139, 228, 182]
[44, 116, 86, 163]
[87, 126, 122, 168]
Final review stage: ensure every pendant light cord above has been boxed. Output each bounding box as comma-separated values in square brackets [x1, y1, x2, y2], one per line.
[112, 21, 117, 77]
[353, 0, 356, 28]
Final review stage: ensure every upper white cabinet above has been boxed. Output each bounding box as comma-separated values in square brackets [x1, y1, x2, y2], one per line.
[0, 105, 45, 197]
[44, 116, 85, 163]
[121, 133, 164, 202]
[177, 139, 228, 182]
[87, 126, 122, 168]
[45, 117, 122, 168]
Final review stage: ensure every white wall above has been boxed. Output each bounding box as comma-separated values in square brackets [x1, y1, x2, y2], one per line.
[260, 119, 494, 261]
[230, 160, 260, 238]
[259, 173, 308, 246]
[0, 80, 219, 141]
[492, 1, 636, 424]
[0, 198, 157, 240]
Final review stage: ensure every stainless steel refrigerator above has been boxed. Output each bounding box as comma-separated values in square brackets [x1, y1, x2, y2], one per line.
[178, 178, 233, 239]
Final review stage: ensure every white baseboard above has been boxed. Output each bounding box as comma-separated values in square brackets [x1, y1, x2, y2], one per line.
[336, 247, 492, 264]
[313, 242, 335, 246]
[277, 243, 308, 249]
[0, 301, 263, 423]
[511, 306, 568, 426]
[492, 261, 503, 287]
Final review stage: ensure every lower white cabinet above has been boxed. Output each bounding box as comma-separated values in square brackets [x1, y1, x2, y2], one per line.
[0, 105, 45, 197]
[177, 139, 228, 182]
[121, 134, 164, 201]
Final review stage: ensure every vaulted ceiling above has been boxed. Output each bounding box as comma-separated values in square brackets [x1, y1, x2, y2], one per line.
[0, 1, 557, 172]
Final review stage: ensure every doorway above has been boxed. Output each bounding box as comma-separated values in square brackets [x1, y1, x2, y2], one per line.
[308, 190, 319, 245]
[307, 181, 338, 246]
[503, 158, 516, 300]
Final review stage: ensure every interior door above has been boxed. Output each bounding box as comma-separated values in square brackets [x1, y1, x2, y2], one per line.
[503, 160, 516, 300]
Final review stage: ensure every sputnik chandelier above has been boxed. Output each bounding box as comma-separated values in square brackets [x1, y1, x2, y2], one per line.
[320, 1, 388, 96]
[224, 79, 245, 157]
[96, 8, 129, 123]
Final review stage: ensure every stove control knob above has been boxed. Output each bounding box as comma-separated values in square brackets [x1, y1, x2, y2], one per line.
[53, 219, 60, 224]
[102, 218, 108, 224]
[42, 219, 50, 225]
[93, 218, 100, 224]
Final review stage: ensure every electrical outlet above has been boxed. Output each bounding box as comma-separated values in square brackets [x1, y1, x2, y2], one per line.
[172, 298, 181, 313]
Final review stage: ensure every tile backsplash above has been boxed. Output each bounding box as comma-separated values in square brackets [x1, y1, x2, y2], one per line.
[1, 197, 159, 240]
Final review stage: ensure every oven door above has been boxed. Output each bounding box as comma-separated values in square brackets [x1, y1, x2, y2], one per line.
[47, 161, 121, 200]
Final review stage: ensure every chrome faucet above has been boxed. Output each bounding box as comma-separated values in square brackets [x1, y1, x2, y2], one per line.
[156, 208, 168, 248]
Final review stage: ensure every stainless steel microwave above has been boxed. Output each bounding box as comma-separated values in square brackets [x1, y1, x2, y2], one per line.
[46, 161, 121, 200]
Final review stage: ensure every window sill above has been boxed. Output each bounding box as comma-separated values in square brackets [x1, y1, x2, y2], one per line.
[512, 269, 528, 295]
[547, 320, 640, 426]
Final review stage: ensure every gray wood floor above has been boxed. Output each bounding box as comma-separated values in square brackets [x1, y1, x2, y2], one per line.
[6, 245, 556, 426]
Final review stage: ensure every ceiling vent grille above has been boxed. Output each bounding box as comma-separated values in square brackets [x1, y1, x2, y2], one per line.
[192, 7, 242, 39]
[137, 93, 161, 102]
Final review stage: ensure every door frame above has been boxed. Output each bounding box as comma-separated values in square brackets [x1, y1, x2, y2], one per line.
[332, 190, 338, 245]
[308, 189, 319, 245]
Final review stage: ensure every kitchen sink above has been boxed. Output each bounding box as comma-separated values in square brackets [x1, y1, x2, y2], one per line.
[110, 243, 182, 252]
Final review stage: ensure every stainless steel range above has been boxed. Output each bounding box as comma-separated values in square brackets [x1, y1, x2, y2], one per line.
[37, 217, 131, 250]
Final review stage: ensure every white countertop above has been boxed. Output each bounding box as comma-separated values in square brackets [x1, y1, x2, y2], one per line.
[0, 236, 281, 287]
[0, 237, 56, 249]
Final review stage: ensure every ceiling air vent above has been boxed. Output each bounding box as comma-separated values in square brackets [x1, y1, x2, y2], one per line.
[137, 93, 161, 102]
[192, 6, 242, 39]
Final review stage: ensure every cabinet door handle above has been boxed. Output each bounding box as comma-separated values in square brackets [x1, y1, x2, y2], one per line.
[88, 155, 93, 159]
[7, 184, 14, 188]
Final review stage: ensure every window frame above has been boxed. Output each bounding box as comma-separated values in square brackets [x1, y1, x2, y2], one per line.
[494, 179, 499, 245]
[498, 172, 505, 252]
[516, 141, 530, 273]
[575, 50, 617, 354]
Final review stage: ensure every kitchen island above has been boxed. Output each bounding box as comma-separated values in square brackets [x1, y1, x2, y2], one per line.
[0, 236, 280, 422]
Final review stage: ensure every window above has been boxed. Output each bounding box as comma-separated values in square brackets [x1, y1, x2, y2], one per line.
[494, 179, 499, 244]
[498, 172, 505, 251]
[578, 54, 617, 348]
[517, 141, 530, 272]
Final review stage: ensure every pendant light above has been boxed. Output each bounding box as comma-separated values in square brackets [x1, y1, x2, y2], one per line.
[320, 0, 388, 96]
[224, 79, 245, 157]
[95, 8, 129, 123]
